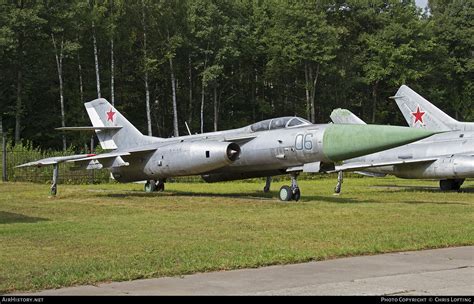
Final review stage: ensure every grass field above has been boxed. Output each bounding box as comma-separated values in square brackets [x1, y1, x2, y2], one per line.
[0, 176, 473, 293]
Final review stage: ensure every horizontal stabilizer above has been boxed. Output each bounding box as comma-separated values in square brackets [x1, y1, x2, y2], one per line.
[55, 126, 123, 131]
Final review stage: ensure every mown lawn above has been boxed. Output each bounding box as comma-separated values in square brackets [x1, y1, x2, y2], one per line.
[0, 176, 473, 293]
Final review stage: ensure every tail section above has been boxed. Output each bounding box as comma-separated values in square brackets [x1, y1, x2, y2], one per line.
[330, 108, 366, 125]
[85, 98, 159, 150]
[393, 85, 459, 131]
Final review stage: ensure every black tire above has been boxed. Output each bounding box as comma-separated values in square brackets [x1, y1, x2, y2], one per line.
[144, 180, 156, 192]
[50, 185, 57, 196]
[156, 182, 165, 192]
[263, 186, 270, 193]
[279, 185, 293, 201]
[453, 179, 465, 190]
[440, 179, 464, 191]
[293, 188, 301, 201]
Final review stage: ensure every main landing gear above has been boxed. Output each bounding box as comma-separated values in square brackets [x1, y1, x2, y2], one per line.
[439, 178, 464, 191]
[334, 171, 343, 194]
[144, 179, 166, 192]
[263, 176, 272, 193]
[50, 164, 59, 196]
[279, 173, 301, 202]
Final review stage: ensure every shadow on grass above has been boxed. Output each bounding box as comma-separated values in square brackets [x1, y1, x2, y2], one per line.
[102, 189, 374, 204]
[398, 200, 470, 206]
[0, 211, 48, 224]
[371, 184, 474, 194]
[104, 190, 275, 201]
[298, 195, 376, 204]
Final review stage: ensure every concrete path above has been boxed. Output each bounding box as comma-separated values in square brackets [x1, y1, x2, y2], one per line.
[23, 246, 473, 295]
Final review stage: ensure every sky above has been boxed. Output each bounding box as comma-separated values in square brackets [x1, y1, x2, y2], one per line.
[415, 0, 429, 9]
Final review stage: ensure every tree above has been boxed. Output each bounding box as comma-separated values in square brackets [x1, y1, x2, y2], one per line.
[356, 0, 434, 123]
[429, 0, 473, 120]
[2, 1, 46, 144]
[263, 1, 342, 123]
[47, 1, 81, 150]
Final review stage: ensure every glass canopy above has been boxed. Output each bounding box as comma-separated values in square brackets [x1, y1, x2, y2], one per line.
[250, 117, 311, 132]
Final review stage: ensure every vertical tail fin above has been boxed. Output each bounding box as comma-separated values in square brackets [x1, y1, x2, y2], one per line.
[392, 85, 457, 131]
[85, 98, 159, 150]
[330, 108, 367, 125]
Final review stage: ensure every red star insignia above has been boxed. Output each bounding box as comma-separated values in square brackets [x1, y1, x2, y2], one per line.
[411, 106, 425, 125]
[106, 108, 116, 122]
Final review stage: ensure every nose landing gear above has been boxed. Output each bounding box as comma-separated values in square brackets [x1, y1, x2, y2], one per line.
[279, 173, 301, 202]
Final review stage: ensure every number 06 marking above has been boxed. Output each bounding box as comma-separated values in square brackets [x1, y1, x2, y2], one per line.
[295, 133, 313, 150]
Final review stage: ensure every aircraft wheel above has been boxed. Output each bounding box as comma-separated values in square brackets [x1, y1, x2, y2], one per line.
[263, 185, 270, 193]
[279, 185, 293, 201]
[144, 180, 156, 192]
[454, 179, 465, 190]
[440, 179, 463, 191]
[292, 188, 301, 202]
[334, 184, 341, 194]
[50, 184, 57, 196]
[156, 182, 165, 192]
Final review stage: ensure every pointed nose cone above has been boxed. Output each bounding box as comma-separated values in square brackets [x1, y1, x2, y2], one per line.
[322, 124, 437, 162]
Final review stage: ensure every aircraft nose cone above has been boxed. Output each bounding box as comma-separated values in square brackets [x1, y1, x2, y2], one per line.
[322, 124, 438, 162]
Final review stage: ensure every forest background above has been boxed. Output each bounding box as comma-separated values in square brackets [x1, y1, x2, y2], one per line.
[1, 0, 472, 151]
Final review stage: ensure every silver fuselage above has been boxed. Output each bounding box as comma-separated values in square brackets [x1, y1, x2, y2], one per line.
[348, 131, 474, 179]
[111, 124, 328, 182]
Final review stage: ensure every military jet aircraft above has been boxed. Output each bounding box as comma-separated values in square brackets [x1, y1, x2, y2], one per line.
[331, 85, 473, 192]
[17, 98, 437, 201]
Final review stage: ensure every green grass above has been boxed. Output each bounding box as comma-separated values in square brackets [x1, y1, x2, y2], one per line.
[0, 177, 473, 293]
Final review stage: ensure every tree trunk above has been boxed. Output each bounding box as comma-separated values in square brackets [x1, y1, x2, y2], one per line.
[110, 0, 115, 106]
[304, 62, 310, 121]
[213, 86, 218, 131]
[78, 53, 84, 103]
[15, 29, 24, 145]
[144, 70, 151, 135]
[1, 115, 6, 182]
[200, 80, 205, 134]
[52, 34, 67, 151]
[92, 21, 101, 98]
[110, 38, 115, 106]
[142, 0, 152, 136]
[169, 56, 179, 137]
[252, 70, 257, 121]
[200, 48, 208, 134]
[309, 64, 320, 123]
[188, 54, 193, 125]
[15, 68, 22, 145]
[371, 81, 378, 124]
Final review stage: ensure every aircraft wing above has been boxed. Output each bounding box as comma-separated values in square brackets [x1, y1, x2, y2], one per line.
[17, 147, 158, 170]
[334, 156, 439, 172]
[66, 152, 132, 170]
[16, 154, 97, 168]
[66, 147, 161, 170]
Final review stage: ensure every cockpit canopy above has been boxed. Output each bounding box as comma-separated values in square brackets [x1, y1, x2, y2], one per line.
[250, 117, 311, 132]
